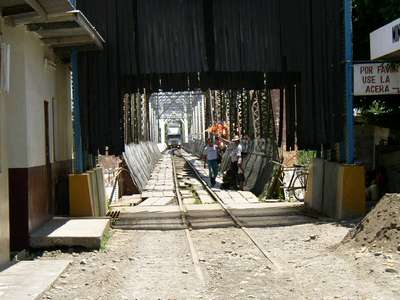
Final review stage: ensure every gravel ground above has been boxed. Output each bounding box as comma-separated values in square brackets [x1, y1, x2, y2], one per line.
[37, 221, 400, 300]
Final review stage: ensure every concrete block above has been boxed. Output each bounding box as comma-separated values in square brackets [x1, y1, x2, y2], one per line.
[336, 165, 366, 219]
[88, 170, 100, 216]
[95, 168, 107, 216]
[69, 174, 94, 217]
[322, 161, 340, 218]
[305, 158, 324, 212]
[0, 260, 71, 300]
[30, 217, 110, 249]
[305, 159, 366, 219]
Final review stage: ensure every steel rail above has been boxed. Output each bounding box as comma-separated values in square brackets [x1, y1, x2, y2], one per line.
[171, 152, 205, 283]
[179, 151, 278, 269]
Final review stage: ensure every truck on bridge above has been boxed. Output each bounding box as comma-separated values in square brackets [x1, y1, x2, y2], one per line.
[166, 123, 182, 149]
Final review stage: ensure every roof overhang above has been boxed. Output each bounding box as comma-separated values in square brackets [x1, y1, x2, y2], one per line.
[27, 10, 104, 51]
[370, 18, 400, 60]
[0, 0, 104, 53]
[0, 0, 74, 25]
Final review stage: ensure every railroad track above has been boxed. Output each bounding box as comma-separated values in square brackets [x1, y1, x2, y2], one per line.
[171, 150, 278, 280]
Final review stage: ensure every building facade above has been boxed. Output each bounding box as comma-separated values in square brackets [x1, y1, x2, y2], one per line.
[0, 0, 103, 265]
[3, 22, 73, 250]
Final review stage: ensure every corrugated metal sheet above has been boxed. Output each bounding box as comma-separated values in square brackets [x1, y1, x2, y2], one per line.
[77, 0, 345, 154]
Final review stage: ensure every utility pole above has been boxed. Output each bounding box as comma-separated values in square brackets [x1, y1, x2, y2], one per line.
[344, 0, 354, 164]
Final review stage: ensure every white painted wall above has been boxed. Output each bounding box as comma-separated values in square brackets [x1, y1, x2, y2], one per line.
[0, 16, 73, 266]
[3, 25, 29, 168]
[3, 24, 72, 169]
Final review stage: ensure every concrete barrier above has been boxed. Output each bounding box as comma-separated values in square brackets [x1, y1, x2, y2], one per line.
[69, 168, 107, 217]
[336, 165, 366, 219]
[305, 158, 324, 211]
[69, 174, 94, 217]
[305, 159, 366, 219]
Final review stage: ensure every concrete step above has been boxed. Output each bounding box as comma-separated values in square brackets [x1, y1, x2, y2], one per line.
[116, 205, 182, 219]
[226, 203, 303, 217]
[186, 204, 227, 218]
[239, 215, 313, 227]
[190, 217, 235, 229]
[30, 217, 110, 249]
[113, 218, 184, 230]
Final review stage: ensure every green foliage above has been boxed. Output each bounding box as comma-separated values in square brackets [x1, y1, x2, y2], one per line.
[297, 151, 316, 167]
[100, 230, 111, 251]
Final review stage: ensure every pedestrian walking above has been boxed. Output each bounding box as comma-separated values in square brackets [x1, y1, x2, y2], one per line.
[204, 138, 219, 186]
[230, 135, 243, 189]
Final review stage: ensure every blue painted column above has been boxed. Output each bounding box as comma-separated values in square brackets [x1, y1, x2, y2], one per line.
[344, 0, 354, 164]
[69, 0, 83, 172]
[71, 49, 84, 173]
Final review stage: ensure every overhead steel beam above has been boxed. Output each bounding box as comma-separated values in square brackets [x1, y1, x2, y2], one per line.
[25, 0, 47, 19]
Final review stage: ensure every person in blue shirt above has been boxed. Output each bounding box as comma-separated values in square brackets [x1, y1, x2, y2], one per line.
[204, 138, 219, 186]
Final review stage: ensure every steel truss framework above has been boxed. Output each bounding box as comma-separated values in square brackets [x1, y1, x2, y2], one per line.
[123, 85, 279, 162]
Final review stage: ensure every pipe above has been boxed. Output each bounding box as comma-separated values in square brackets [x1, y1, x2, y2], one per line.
[344, 0, 354, 164]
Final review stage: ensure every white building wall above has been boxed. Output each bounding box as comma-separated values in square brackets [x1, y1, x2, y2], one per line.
[3, 25, 29, 168]
[2, 21, 73, 250]
[4, 24, 72, 169]
[24, 31, 55, 167]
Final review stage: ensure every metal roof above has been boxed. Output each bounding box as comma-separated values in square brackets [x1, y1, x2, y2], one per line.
[1, 0, 104, 52]
[1, 0, 74, 24]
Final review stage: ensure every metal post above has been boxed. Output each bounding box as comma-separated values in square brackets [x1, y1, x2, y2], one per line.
[344, 0, 354, 164]
[71, 49, 84, 173]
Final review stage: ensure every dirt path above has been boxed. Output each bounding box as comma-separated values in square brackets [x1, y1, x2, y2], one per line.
[38, 220, 400, 300]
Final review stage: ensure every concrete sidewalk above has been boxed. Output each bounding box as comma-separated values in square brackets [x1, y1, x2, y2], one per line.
[0, 260, 71, 299]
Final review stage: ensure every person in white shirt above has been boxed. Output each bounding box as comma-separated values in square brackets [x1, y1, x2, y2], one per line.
[204, 138, 219, 186]
[230, 135, 243, 189]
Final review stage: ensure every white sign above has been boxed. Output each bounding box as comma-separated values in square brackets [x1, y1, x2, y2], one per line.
[370, 18, 400, 60]
[354, 63, 400, 96]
